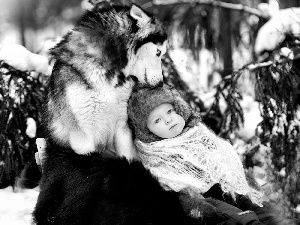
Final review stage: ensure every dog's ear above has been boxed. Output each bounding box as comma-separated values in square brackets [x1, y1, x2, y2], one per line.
[130, 4, 151, 27]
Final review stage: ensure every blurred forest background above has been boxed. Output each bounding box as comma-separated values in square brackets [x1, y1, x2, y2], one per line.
[0, 0, 300, 223]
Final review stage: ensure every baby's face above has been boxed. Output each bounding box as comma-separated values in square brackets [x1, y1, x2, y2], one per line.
[147, 103, 185, 139]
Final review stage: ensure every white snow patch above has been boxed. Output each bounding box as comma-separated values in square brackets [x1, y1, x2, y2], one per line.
[0, 186, 39, 225]
[26, 118, 37, 138]
[296, 204, 300, 213]
[255, 7, 300, 55]
[238, 95, 262, 141]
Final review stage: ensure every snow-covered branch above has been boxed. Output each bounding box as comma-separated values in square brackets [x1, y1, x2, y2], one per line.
[221, 52, 300, 83]
[247, 54, 300, 71]
[247, 61, 274, 71]
[151, 0, 265, 18]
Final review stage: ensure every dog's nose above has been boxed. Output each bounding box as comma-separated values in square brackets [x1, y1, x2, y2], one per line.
[129, 75, 139, 83]
[156, 81, 164, 87]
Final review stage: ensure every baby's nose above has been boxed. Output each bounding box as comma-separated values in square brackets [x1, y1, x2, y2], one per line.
[165, 117, 172, 124]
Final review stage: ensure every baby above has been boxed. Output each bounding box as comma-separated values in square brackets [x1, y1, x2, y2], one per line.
[128, 84, 264, 205]
[126, 84, 286, 225]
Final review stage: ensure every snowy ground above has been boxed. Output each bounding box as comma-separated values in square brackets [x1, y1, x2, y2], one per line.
[0, 186, 39, 225]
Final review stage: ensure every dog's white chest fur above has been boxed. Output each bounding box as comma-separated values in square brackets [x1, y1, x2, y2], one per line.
[51, 79, 133, 154]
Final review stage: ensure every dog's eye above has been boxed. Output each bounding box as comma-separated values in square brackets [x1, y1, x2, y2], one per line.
[156, 49, 161, 57]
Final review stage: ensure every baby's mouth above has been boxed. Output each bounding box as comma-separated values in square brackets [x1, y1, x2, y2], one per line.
[169, 124, 177, 130]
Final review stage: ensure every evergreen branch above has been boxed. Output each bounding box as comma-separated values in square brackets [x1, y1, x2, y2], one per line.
[208, 69, 245, 137]
[150, 0, 265, 18]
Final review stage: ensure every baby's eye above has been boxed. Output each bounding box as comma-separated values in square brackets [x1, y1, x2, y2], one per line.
[167, 109, 174, 114]
[155, 118, 161, 124]
[156, 49, 161, 57]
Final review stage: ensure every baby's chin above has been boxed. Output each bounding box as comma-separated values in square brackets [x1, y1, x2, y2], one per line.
[168, 125, 185, 138]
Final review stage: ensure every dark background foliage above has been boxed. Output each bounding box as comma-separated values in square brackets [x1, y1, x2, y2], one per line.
[0, 63, 45, 188]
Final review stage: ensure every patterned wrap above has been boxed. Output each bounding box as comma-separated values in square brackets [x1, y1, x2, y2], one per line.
[136, 123, 265, 207]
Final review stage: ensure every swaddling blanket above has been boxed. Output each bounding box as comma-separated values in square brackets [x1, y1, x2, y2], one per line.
[136, 123, 264, 206]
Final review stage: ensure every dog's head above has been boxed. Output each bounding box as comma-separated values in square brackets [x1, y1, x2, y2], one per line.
[122, 4, 168, 87]
[53, 4, 167, 87]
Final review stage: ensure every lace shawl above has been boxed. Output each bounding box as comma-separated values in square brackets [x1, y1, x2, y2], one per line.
[135, 123, 265, 206]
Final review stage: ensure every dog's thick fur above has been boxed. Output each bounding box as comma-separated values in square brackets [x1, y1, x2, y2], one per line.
[33, 142, 200, 225]
[46, 4, 167, 155]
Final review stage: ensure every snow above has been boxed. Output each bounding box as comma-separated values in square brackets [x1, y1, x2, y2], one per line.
[296, 205, 300, 213]
[238, 95, 262, 141]
[0, 44, 51, 75]
[26, 118, 37, 139]
[0, 187, 39, 225]
[257, 0, 279, 18]
[280, 47, 294, 60]
[255, 7, 300, 55]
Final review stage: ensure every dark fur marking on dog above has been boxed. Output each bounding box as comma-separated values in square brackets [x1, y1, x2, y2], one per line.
[134, 32, 168, 54]
[128, 13, 139, 34]
[114, 72, 127, 88]
[75, 10, 130, 75]
[103, 37, 128, 72]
